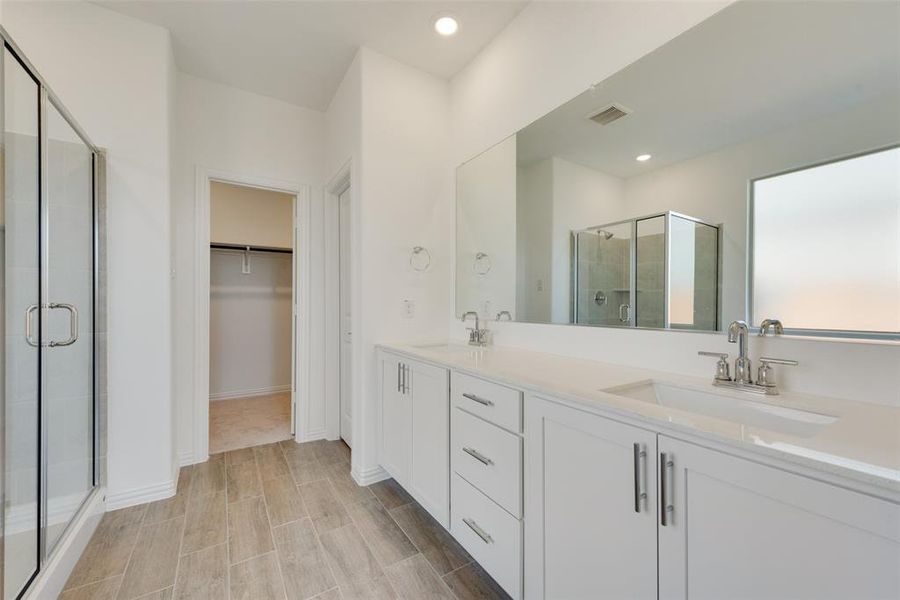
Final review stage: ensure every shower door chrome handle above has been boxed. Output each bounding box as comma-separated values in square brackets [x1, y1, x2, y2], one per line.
[48, 302, 78, 347]
[25, 304, 40, 347]
[619, 303, 630, 324]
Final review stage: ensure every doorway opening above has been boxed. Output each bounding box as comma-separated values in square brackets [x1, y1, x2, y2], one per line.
[207, 181, 296, 454]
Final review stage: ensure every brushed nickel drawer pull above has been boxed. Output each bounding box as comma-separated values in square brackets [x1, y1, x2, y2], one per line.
[463, 518, 493, 544]
[462, 392, 493, 407]
[462, 446, 493, 466]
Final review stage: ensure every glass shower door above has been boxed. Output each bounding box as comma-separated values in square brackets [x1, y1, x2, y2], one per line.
[42, 101, 95, 554]
[3, 46, 41, 600]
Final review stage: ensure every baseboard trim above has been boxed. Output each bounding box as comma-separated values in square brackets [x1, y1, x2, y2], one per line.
[297, 427, 327, 443]
[209, 384, 290, 401]
[106, 478, 176, 510]
[178, 449, 197, 467]
[353, 464, 389, 487]
[23, 488, 105, 600]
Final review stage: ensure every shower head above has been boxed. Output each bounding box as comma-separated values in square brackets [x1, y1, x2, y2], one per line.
[596, 229, 614, 240]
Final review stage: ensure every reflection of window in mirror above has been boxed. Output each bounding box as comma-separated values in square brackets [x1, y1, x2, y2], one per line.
[751, 146, 900, 337]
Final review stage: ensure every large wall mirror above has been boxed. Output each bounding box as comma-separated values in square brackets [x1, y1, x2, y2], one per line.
[455, 0, 900, 338]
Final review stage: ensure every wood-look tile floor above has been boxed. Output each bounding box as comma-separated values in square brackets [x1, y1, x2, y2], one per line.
[209, 393, 292, 454]
[61, 439, 510, 600]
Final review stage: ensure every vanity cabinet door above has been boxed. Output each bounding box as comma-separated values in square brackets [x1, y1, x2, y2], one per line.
[658, 436, 900, 600]
[380, 353, 410, 486]
[524, 397, 658, 600]
[409, 360, 450, 527]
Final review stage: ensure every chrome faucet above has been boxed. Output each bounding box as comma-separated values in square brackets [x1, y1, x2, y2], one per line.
[698, 319, 798, 395]
[759, 318, 784, 336]
[727, 320, 752, 384]
[462, 311, 488, 346]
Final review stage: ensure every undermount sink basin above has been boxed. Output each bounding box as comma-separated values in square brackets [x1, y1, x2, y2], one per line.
[604, 380, 838, 438]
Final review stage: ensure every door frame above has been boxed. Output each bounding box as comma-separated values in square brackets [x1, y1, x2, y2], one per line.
[193, 167, 311, 462]
[324, 161, 353, 443]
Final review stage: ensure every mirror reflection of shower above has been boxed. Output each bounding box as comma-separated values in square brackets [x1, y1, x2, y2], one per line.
[572, 212, 720, 330]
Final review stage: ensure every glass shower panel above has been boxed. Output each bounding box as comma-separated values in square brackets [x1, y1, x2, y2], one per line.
[3, 48, 41, 600]
[573, 222, 632, 326]
[43, 102, 94, 553]
[635, 216, 666, 328]
[668, 215, 718, 330]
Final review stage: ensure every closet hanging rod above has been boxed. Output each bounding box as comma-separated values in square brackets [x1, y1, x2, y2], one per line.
[210, 242, 293, 255]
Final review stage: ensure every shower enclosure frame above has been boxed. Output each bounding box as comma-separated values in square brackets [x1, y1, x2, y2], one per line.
[571, 210, 721, 331]
[0, 27, 107, 600]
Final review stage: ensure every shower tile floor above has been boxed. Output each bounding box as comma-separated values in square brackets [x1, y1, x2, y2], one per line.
[60, 439, 509, 600]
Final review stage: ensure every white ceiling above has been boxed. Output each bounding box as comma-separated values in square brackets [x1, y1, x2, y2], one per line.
[516, 0, 900, 179]
[95, 0, 527, 111]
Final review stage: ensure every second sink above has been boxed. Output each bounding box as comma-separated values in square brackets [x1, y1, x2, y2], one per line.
[604, 380, 838, 438]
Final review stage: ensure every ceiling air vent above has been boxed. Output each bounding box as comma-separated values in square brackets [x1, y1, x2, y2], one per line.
[588, 104, 631, 126]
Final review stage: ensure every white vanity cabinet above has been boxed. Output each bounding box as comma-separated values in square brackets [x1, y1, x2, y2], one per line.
[524, 396, 659, 600]
[378, 345, 900, 600]
[524, 396, 900, 600]
[378, 350, 450, 526]
[658, 435, 900, 600]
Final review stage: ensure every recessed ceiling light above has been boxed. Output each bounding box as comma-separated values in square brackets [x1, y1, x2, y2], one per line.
[434, 16, 459, 36]
[636, 154, 652, 162]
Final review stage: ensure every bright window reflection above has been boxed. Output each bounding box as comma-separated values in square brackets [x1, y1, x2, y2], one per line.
[752, 147, 900, 335]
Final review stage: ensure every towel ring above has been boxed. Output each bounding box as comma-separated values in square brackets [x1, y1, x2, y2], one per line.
[473, 252, 491, 276]
[410, 246, 431, 272]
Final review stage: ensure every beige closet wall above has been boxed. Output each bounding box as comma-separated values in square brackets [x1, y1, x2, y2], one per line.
[210, 181, 293, 248]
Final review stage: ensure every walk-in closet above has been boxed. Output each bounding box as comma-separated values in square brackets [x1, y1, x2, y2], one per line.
[207, 181, 295, 454]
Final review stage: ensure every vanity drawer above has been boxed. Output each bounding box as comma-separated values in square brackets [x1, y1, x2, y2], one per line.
[451, 473, 522, 600]
[452, 407, 522, 518]
[451, 371, 522, 432]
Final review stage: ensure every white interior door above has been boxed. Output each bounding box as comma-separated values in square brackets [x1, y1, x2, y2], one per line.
[338, 188, 352, 446]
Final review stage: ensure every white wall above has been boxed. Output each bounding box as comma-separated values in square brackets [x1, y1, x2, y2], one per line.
[2, 0, 177, 503]
[172, 72, 325, 461]
[344, 48, 452, 484]
[209, 251, 292, 399]
[210, 182, 294, 249]
[448, 0, 900, 408]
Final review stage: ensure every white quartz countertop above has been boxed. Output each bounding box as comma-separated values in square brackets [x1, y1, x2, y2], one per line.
[377, 341, 900, 496]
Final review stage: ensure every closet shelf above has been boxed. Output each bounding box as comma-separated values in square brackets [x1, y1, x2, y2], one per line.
[210, 242, 292, 255]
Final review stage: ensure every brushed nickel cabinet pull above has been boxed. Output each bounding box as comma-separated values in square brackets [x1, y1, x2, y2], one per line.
[463, 518, 493, 544]
[660, 452, 674, 526]
[462, 392, 493, 407]
[462, 446, 493, 466]
[633, 443, 647, 513]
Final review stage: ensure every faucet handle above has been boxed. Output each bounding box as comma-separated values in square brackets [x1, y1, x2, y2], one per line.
[759, 356, 798, 366]
[698, 351, 731, 382]
[757, 357, 798, 390]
